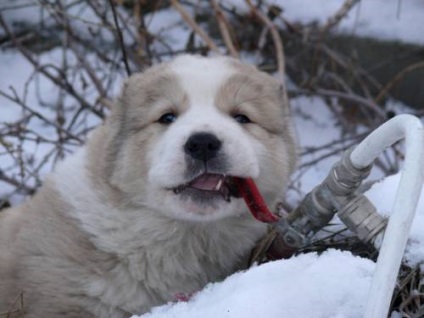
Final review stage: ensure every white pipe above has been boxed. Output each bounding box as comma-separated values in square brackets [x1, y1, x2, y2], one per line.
[350, 114, 424, 318]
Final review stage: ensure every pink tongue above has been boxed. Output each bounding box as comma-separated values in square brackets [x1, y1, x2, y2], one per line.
[190, 174, 222, 191]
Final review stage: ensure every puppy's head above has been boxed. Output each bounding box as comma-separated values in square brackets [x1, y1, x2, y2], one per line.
[106, 55, 296, 221]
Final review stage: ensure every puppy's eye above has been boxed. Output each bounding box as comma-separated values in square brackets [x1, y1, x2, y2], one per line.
[158, 113, 177, 124]
[234, 114, 251, 124]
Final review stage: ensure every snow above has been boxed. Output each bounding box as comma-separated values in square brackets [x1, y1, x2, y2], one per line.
[1, 0, 47, 31]
[145, 8, 193, 57]
[367, 173, 424, 267]
[0, 0, 120, 44]
[138, 250, 374, 318]
[287, 95, 388, 203]
[0, 48, 110, 203]
[228, 0, 424, 45]
[290, 96, 346, 195]
[130, 170, 424, 318]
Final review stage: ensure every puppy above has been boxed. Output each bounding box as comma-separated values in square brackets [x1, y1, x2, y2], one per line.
[0, 55, 296, 317]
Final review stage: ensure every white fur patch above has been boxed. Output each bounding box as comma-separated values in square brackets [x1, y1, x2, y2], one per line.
[146, 55, 264, 221]
[52, 145, 266, 314]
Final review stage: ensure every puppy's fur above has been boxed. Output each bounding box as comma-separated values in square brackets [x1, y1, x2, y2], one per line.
[0, 55, 296, 317]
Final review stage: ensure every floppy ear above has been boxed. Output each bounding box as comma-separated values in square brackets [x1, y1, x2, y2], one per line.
[111, 77, 132, 113]
[96, 75, 135, 116]
[106, 74, 144, 134]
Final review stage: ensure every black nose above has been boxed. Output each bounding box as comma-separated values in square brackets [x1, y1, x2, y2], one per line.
[184, 132, 222, 161]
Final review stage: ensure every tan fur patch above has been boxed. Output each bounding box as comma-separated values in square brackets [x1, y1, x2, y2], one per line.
[0, 55, 297, 318]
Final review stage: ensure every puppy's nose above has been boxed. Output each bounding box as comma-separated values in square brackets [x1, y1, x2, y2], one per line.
[184, 132, 222, 161]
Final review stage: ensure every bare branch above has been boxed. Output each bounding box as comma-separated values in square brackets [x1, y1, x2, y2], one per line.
[170, 0, 221, 54]
[375, 61, 424, 104]
[290, 87, 387, 119]
[245, 0, 285, 78]
[321, 0, 360, 34]
[0, 14, 104, 120]
[108, 0, 131, 76]
[211, 0, 239, 58]
[0, 89, 82, 143]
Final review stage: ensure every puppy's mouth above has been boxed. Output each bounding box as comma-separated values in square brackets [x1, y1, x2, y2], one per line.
[171, 174, 281, 223]
[172, 173, 239, 202]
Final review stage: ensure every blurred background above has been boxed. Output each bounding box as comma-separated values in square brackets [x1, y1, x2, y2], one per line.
[2, 0, 423, 209]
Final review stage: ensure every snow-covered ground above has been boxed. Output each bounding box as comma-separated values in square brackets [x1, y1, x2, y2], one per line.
[140, 250, 375, 318]
[1, 0, 424, 317]
[130, 173, 424, 318]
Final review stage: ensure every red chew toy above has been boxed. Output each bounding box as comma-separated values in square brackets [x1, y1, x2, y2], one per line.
[232, 177, 280, 223]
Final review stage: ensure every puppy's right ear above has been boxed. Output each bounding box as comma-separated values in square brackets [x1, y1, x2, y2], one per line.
[111, 73, 146, 114]
[105, 76, 139, 128]
[105, 72, 147, 137]
[96, 78, 132, 116]
[111, 77, 132, 113]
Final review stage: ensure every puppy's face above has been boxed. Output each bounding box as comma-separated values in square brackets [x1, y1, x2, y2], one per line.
[108, 55, 296, 221]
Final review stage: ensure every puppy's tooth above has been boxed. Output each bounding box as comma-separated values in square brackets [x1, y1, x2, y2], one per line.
[215, 179, 223, 191]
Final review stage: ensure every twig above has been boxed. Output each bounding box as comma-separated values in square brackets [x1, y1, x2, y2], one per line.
[0, 89, 82, 143]
[170, 0, 220, 54]
[41, 0, 109, 99]
[321, 0, 360, 34]
[245, 0, 291, 110]
[320, 44, 383, 91]
[299, 143, 356, 169]
[108, 0, 131, 76]
[70, 43, 108, 97]
[291, 88, 387, 119]
[0, 291, 24, 318]
[245, 0, 285, 77]
[133, 0, 157, 65]
[211, 0, 239, 58]
[300, 132, 368, 156]
[0, 170, 35, 195]
[98, 97, 114, 110]
[375, 61, 424, 104]
[0, 14, 104, 120]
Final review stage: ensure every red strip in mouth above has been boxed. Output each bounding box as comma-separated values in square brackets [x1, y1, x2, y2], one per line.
[232, 177, 280, 223]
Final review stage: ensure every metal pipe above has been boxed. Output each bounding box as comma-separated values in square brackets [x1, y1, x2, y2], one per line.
[350, 115, 424, 318]
[273, 147, 373, 250]
[270, 115, 423, 317]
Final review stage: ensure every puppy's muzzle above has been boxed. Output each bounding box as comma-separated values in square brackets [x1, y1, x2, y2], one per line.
[184, 132, 222, 162]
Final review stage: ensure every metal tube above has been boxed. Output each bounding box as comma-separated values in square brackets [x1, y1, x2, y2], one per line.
[350, 115, 424, 318]
[272, 115, 424, 318]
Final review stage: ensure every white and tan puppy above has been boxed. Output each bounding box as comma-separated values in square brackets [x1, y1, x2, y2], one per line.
[0, 55, 296, 318]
